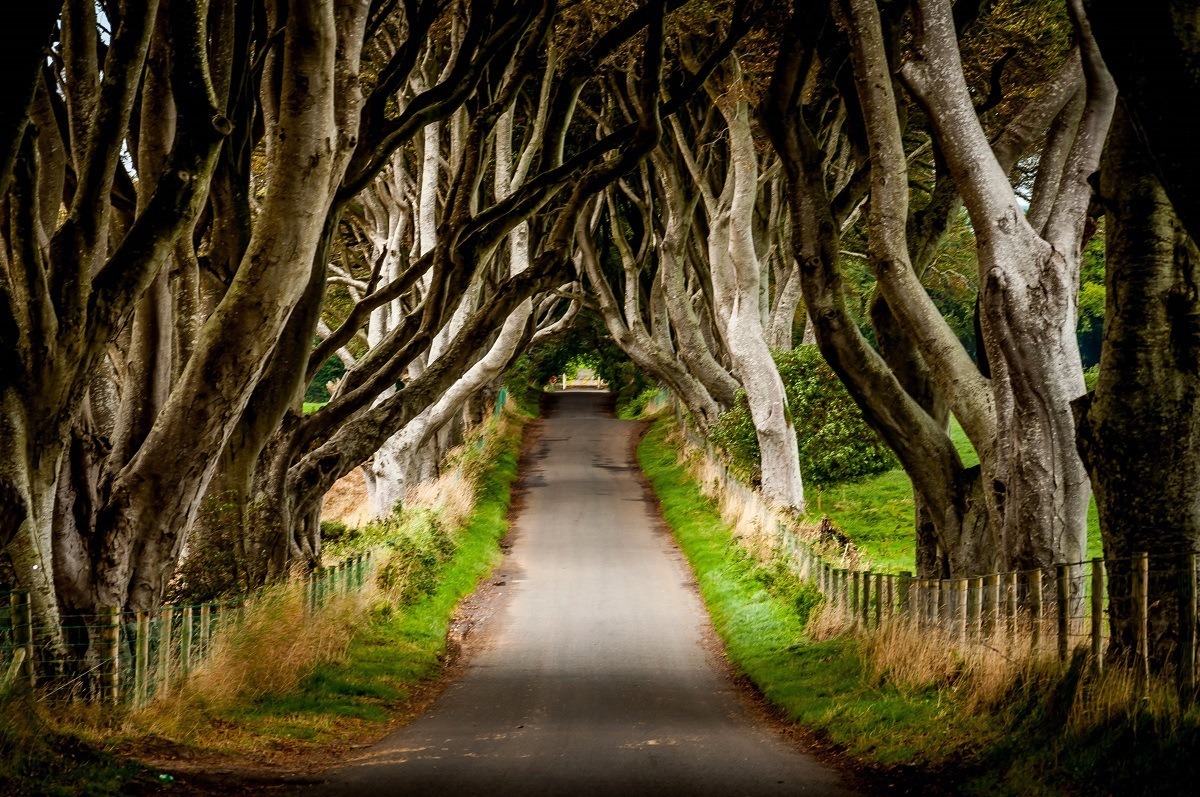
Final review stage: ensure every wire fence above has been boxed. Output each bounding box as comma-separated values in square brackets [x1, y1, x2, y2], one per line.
[1, 550, 379, 708]
[672, 397, 1200, 698]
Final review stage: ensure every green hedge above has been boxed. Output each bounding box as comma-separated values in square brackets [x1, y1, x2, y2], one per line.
[710, 346, 895, 487]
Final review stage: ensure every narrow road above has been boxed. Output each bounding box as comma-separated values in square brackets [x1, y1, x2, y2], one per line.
[313, 391, 852, 796]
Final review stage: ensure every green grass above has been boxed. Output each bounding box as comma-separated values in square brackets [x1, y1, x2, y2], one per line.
[814, 418, 1101, 572]
[303, 401, 327, 415]
[3, 415, 526, 794]
[0, 695, 145, 796]
[639, 417, 1199, 795]
[637, 420, 997, 769]
[206, 416, 523, 740]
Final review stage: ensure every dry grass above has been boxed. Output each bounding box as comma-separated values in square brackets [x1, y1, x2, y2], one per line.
[673, 428, 863, 569]
[406, 464, 475, 532]
[132, 584, 367, 737]
[811, 599, 1192, 741]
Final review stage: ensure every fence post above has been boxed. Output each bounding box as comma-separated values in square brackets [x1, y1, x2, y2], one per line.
[199, 604, 211, 660]
[968, 577, 982, 642]
[100, 606, 120, 705]
[1135, 552, 1150, 686]
[953, 579, 968, 647]
[860, 572, 870, 628]
[878, 573, 888, 628]
[882, 574, 892, 623]
[1182, 553, 1197, 699]
[850, 572, 860, 626]
[897, 572, 912, 618]
[982, 574, 998, 639]
[180, 607, 193, 677]
[1056, 564, 1070, 661]
[10, 591, 34, 689]
[1029, 569, 1043, 651]
[917, 580, 929, 630]
[158, 607, 173, 696]
[938, 580, 949, 629]
[921, 580, 931, 630]
[1091, 558, 1105, 674]
[1004, 572, 1018, 640]
[134, 612, 149, 708]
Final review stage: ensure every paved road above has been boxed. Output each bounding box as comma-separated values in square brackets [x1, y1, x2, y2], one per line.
[313, 391, 852, 796]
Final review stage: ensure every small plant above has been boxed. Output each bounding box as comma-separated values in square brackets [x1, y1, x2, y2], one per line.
[320, 519, 352, 543]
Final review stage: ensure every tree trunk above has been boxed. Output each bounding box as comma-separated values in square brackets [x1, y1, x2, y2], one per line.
[1075, 108, 1200, 667]
[710, 85, 804, 511]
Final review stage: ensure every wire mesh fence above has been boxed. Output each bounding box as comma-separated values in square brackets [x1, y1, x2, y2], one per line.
[0, 550, 379, 707]
[670, 395, 1200, 699]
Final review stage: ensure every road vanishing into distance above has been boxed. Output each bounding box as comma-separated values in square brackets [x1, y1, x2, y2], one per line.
[313, 391, 853, 796]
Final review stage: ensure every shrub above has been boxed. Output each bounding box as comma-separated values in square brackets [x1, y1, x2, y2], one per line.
[320, 519, 352, 544]
[710, 346, 896, 487]
[617, 385, 665, 419]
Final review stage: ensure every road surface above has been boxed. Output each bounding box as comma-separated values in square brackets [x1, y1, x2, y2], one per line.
[312, 391, 853, 796]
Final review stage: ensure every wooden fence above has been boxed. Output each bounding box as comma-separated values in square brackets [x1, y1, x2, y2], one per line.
[674, 402, 1198, 695]
[1, 550, 378, 707]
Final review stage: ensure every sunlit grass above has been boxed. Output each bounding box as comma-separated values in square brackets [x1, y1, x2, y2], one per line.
[639, 417, 1198, 795]
[814, 417, 1102, 572]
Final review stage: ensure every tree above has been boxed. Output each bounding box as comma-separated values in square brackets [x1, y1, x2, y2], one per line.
[1076, 1, 1200, 666]
[764, 0, 1110, 576]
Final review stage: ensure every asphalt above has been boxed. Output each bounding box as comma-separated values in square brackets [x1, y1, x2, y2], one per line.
[310, 391, 854, 796]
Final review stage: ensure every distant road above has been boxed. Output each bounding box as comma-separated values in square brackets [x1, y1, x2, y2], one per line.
[311, 391, 853, 796]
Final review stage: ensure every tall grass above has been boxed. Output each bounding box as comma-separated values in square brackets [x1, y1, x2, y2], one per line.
[674, 426, 865, 568]
[131, 412, 524, 746]
[134, 587, 365, 737]
[640, 416, 1200, 794]
[3, 410, 526, 794]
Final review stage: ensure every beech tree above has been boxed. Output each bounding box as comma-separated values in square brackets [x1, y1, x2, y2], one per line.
[2, 0, 236, 644]
[1, 0, 672, 649]
[1075, 1, 1200, 665]
[764, 0, 1111, 576]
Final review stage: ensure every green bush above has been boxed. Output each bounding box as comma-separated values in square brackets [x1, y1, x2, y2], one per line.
[615, 385, 664, 419]
[375, 510, 458, 606]
[710, 346, 896, 487]
[320, 519, 352, 544]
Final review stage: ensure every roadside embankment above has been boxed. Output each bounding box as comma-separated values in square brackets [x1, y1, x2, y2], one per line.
[0, 408, 529, 795]
[638, 415, 1200, 796]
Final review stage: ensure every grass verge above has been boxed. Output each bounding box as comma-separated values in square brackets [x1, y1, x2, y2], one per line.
[638, 416, 1198, 795]
[1, 411, 526, 795]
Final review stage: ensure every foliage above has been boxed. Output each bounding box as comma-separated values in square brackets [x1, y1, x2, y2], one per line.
[711, 346, 896, 487]
[615, 386, 667, 420]
[1078, 228, 1107, 367]
[305, 355, 346, 404]
[813, 417, 1100, 572]
[166, 494, 251, 604]
[504, 309, 653, 414]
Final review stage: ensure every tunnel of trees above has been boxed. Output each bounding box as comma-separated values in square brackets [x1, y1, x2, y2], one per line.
[1, 0, 1197, 675]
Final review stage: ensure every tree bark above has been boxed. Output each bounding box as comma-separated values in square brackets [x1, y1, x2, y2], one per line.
[1075, 107, 1200, 667]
